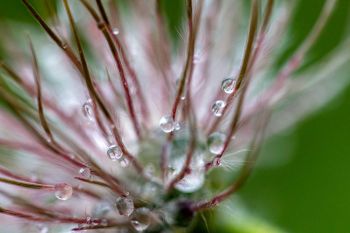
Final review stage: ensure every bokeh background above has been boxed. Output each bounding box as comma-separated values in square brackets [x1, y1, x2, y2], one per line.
[0, 0, 349, 233]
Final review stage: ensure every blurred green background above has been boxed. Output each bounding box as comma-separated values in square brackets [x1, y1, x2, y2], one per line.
[0, 0, 349, 233]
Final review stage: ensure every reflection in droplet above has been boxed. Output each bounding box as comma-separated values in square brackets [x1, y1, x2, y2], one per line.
[211, 100, 226, 117]
[54, 183, 73, 200]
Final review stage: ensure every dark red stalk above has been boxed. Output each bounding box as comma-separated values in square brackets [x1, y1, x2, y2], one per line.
[80, 0, 144, 138]
[205, 0, 259, 170]
[63, 0, 144, 174]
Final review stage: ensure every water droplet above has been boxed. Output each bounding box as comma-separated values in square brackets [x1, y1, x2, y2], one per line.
[159, 115, 175, 133]
[112, 28, 119, 35]
[174, 122, 181, 131]
[79, 167, 91, 179]
[208, 132, 226, 155]
[86, 216, 92, 224]
[131, 208, 151, 232]
[119, 157, 129, 167]
[107, 145, 123, 161]
[168, 155, 205, 193]
[221, 78, 236, 94]
[54, 183, 73, 200]
[116, 197, 134, 217]
[145, 164, 155, 178]
[36, 224, 48, 233]
[82, 99, 94, 121]
[211, 100, 226, 117]
[175, 170, 205, 193]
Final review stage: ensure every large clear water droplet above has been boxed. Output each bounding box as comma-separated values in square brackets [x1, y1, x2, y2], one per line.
[79, 167, 91, 179]
[168, 155, 205, 193]
[211, 100, 226, 117]
[107, 145, 123, 161]
[221, 78, 236, 94]
[54, 183, 73, 200]
[159, 115, 175, 133]
[175, 170, 205, 193]
[82, 99, 94, 121]
[208, 132, 226, 155]
[116, 197, 134, 217]
[131, 208, 151, 232]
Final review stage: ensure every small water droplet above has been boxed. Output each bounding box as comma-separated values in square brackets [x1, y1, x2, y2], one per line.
[211, 100, 226, 117]
[145, 164, 155, 178]
[116, 197, 134, 217]
[107, 145, 123, 161]
[174, 122, 181, 131]
[208, 132, 226, 155]
[131, 208, 151, 232]
[36, 224, 48, 233]
[159, 115, 175, 133]
[82, 99, 94, 121]
[221, 78, 236, 94]
[112, 28, 119, 35]
[79, 167, 91, 179]
[86, 216, 92, 224]
[119, 157, 129, 167]
[54, 183, 73, 200]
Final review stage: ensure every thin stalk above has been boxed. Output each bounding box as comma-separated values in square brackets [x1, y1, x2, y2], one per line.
[160, 0, 195, 180]
[28, 37, 55, 143]
[0, 177, 53, 189]
[81, 0, 144, 138]
[206, 0, 259, 135]
[63, 0, 144, 173]
[171, 0, 195, 119]
[205, 0, 259, 170]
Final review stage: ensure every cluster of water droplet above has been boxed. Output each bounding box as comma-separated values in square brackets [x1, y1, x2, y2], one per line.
[77, 216, 107, 229]
[159, 115, 181, 133]
[114, 196, 152, 232]
[210, 77, 237, 117]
